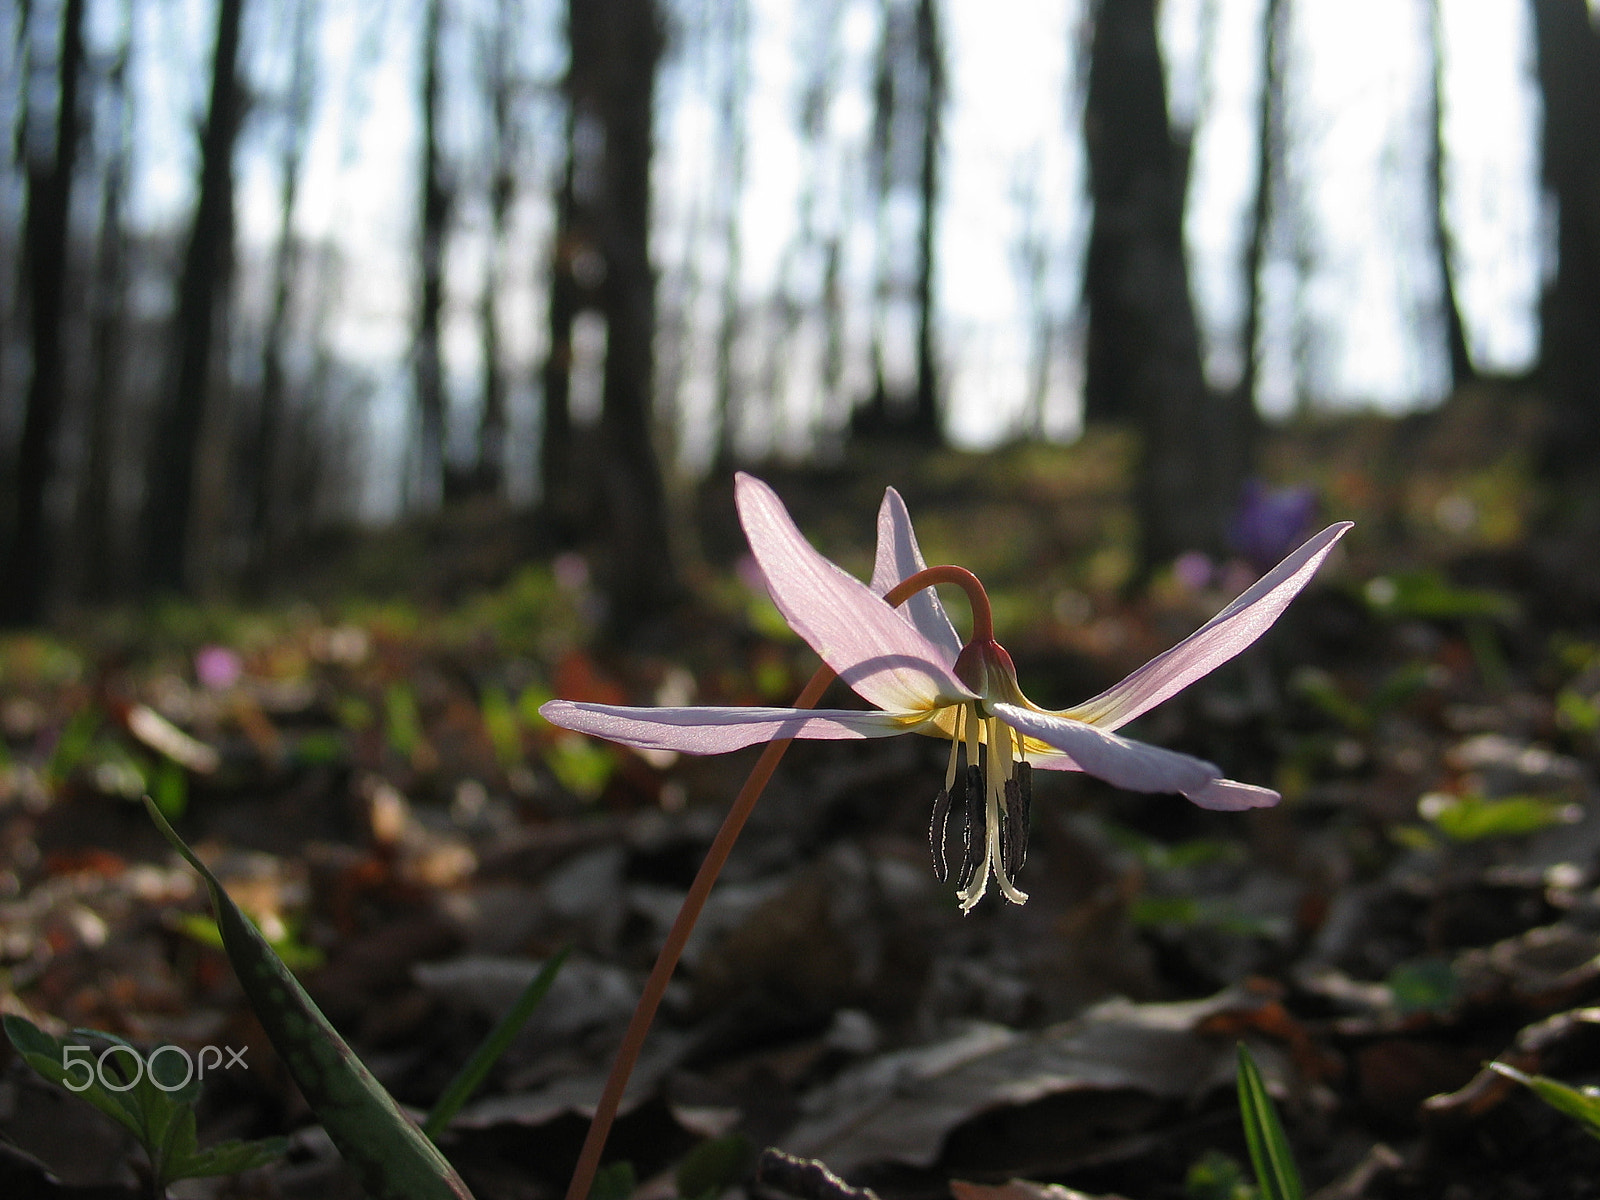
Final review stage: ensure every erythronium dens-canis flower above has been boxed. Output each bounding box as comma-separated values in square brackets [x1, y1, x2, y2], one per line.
[542, 473, 1350, 912]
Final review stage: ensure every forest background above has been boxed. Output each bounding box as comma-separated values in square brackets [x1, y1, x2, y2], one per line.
[9, 3, 1600, 1196]
[3, 0, 1598, 631]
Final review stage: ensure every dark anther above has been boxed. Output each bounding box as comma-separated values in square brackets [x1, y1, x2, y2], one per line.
[929, 784, 954, 883]
[1002, 778, 1020, 875]
[1006, 762, 1032, 873]
[956, 763, 984, 891]
[1002, 761, 1032, 876]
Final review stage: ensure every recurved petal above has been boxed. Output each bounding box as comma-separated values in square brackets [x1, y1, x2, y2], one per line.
[992, 703, 1220, 797]
[1065, 522, 1353, 730]
[736, 474, 973, 714]
[1186, 778, 1280, 810]
[869, 487, 963, 664]
[540, 700, 920, 754]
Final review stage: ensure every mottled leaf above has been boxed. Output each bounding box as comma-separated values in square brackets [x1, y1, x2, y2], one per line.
[144, 798, 474, 1200]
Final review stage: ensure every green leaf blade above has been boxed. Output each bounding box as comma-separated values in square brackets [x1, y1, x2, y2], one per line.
[424, 947, 571, 1139]
[144, 798, 475, 1200]
[1490, 1062, 1600, 1141]
[1235, 1044, 1304, 1200]
[3, 1015, 148, 1143]
[171, 1135, 292, 1181]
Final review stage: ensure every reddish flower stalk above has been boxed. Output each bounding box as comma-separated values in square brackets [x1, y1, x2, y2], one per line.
[551, 474, 1348, 1196]
[561, 567, 983, 1200]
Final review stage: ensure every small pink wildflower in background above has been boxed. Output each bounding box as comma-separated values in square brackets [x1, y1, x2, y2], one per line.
[194, 645, 243, 691]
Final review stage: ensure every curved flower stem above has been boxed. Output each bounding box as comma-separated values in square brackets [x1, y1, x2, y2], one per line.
[563, 566, 980, 1200]
[885, 565, 993, 641]
[563, 662, 838, 1200]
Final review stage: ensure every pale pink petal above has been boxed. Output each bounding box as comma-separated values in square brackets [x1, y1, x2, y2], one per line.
[869, 487, 963, 664]
[1025, 750, 1086, 772]
[992, 703, 1220, 797]
[1186, 778, 1280, 810]
[1066, 522, 1352, 730]
[736, 474, 973, 714]
[540, 699, 917, 754]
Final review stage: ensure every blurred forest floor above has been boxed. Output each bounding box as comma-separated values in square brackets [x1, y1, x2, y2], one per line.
[12, 390, 1600, 1199]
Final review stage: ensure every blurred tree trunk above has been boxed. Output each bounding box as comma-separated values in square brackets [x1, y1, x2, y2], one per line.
[1530, 0, 1600, 481]
[1083, 0, 1228, 567]
[580, 0, 682, 630]
[710, 0, 750, 469]
[909, 0, 943, 441]
[140, 0, 243, 595]
[75, 0, 134, 603]
[249, 0, 317, 582]
[2, 0, 85, 626]
[1426, 0, 1473, 391]
[1012, 170, 1053, 437]
[1232, 0, 1282, 484]
[473, 0, 516, 498]
[415, 0, 452, 507]
[858, 0, 944, 443]
[541, 0, 679, 626]
[539, 98, 581, 530]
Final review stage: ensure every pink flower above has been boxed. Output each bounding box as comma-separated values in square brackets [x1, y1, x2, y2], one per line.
[542, 474, 1350, 911]
[194, 644, 243, 691]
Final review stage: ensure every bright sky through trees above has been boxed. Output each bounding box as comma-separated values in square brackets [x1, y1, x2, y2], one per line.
[114, 0, 1541, 514]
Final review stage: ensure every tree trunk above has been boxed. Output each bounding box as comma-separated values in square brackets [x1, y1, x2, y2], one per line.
[75, 0, 134, 604]
[140, 0, 244, 595]
[539, 87, 583, 529]
[710, 0, 750, 469]
[415, 0, 452, 507]
[577, 0, 681, 631]
[249, 0, 316, 582]
[3, 0, 85, 626]
[1083, 0, 1226, 566]
[474, 0, 515, 498]
[1230, 0, 1283, 496]
[1530, 0, 1600, 480]
[910, 0, 943, 442]
[1426, 0, 1473, 391]
[858, 0, 944, 442]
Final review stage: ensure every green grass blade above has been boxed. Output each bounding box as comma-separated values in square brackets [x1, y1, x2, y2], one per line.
[1236, 1043, 1304, 1200]
[423, 947, 571, 1139]
[144, 798, 474, 1200]
[1490, 1062, 1600, 1140]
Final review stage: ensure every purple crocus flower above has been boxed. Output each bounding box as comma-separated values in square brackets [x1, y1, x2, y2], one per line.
[542, 474, 1350, 911]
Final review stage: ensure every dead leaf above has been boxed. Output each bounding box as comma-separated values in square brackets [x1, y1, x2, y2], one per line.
[783, 985, 1287, 1174]
[951, 1179, 1130, 1200]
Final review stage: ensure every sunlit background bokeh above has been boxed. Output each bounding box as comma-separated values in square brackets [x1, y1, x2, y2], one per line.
[9, 0, 1549, 518]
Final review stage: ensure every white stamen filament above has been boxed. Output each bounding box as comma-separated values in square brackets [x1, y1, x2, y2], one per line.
[990, 719, 1029, 905]
[945, 704, 963, 791]
[957, 713, 1029, 912]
